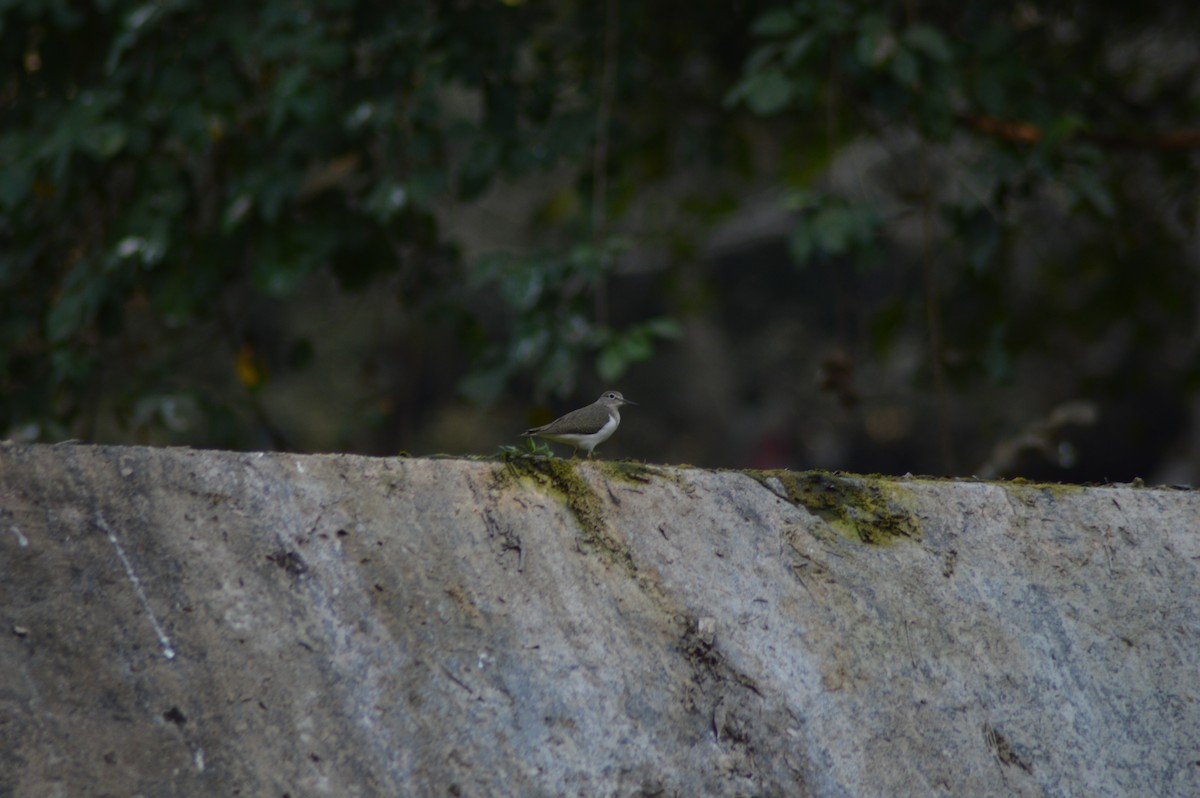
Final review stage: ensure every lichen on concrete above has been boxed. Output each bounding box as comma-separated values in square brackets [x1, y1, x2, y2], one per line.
[595, 459, 670, 486]
[999, 478, 1086, 509]
[751, 469, 923, 544]
[492, 457, 635, 570]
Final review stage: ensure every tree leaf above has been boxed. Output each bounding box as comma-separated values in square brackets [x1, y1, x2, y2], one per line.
[889, 47, 920, 88]
[751, 8, 798, 37]
[732, 69, 795, 116]
[903, 24, 953, 63]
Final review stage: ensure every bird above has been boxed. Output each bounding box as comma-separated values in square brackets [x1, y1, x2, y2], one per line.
[520, 391, 638, 458]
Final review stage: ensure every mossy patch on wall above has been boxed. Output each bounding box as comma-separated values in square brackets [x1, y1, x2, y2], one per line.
[1000, 479, 1087, 509]
[595, 460, 669, 486]
[493, 458, 634, 568]
[753, 470, 923, 544]
[491, 458, 683, 618]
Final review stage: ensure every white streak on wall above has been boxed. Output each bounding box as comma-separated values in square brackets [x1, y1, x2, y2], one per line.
[96, 513, 176, 661]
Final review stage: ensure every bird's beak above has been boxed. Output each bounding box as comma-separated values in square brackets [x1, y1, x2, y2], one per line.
[622, 398, 639, 406]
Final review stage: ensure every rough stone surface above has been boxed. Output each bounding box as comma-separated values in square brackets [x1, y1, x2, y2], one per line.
[1, 443, 1197, 797]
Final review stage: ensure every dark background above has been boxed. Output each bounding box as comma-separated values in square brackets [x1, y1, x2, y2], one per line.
[4, 1, 1200, 482]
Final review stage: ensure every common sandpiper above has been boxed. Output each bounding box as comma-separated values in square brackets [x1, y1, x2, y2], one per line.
[520, 390, 638, 458]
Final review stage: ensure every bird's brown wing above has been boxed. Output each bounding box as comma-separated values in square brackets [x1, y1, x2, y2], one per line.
[522, 405, 601, 436]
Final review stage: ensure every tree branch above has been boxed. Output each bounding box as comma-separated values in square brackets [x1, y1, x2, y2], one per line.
[962, 113, 1200, 151]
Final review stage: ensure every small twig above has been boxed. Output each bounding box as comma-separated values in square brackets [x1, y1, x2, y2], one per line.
[920, 195, 955, 473]
[439, 664, 473, 695]
[591, 0, 620, 325]
[962, 113, 1200, 151]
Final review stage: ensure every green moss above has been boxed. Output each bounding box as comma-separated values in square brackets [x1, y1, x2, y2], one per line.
[596, 459, 674, 486]
[752, 470, 922, 545]
[492, 458, 634, 568]
[1001, 479, 1087, 501]
[994, 480, 1086, 520]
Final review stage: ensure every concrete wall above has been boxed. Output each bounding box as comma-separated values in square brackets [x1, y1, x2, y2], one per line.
[1, 444, 1197, 797]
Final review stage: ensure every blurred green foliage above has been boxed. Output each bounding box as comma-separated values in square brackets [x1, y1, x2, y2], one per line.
[729, 0, 1198, 263]
[725, 0, 1200, 476]
[0, 0, 639, 442]
[2, 0, 1199, 468]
